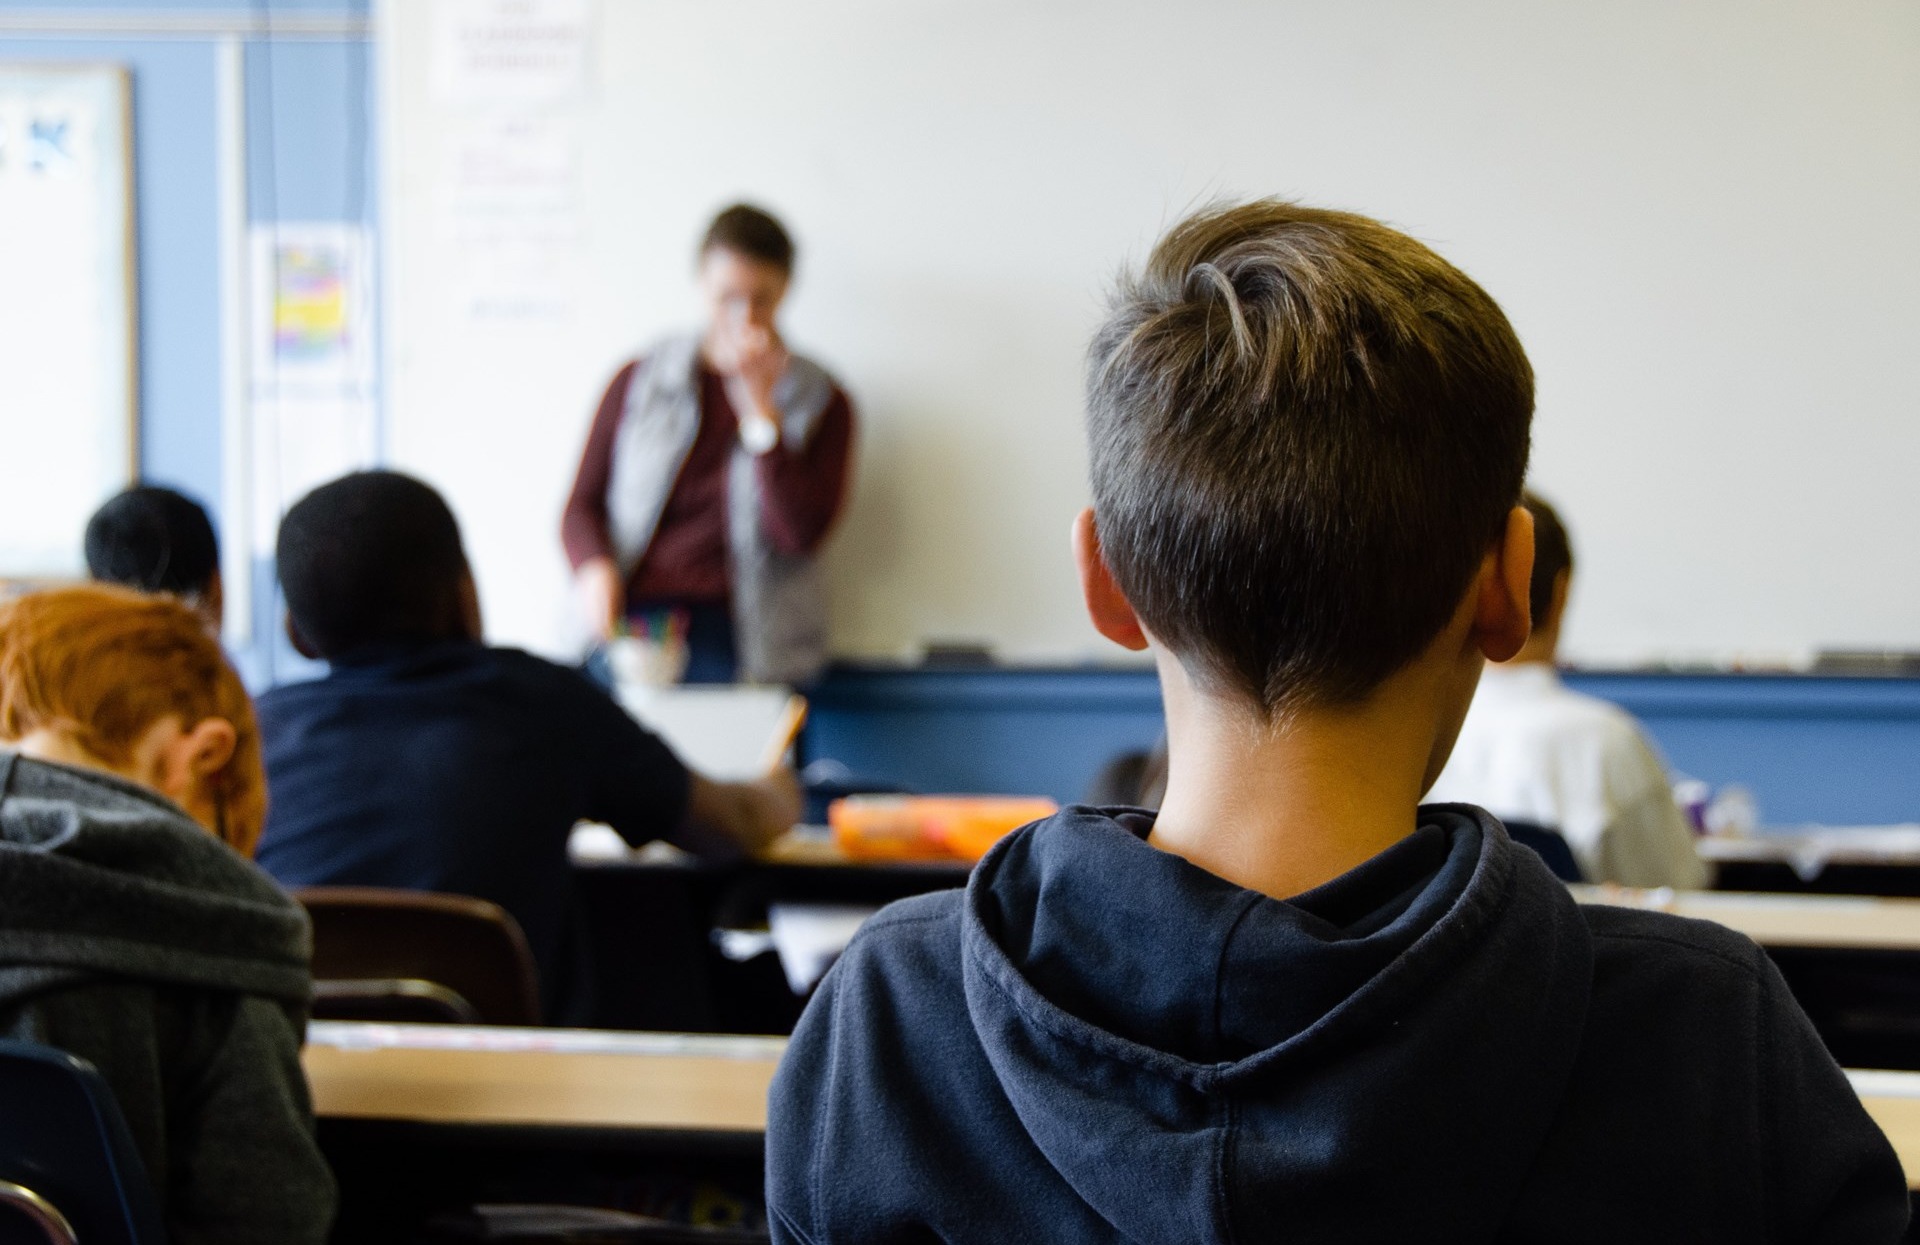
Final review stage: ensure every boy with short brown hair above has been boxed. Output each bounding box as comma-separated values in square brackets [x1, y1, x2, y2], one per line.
[766, 201, 1906, 1242]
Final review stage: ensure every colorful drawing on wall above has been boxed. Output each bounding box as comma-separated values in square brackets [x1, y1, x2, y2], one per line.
[247, 223, 378, 560]
[250, 222, 374, 391]
[272, 240, 352, 364]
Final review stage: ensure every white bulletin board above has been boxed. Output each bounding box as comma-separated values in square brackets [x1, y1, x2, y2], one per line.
[0, 64, 136, 579]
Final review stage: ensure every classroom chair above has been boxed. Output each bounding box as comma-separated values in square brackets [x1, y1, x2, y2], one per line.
[0, 1040, 165, 1245]
[296, 887, 543, 1026]
[1502, 820, 1585, 884]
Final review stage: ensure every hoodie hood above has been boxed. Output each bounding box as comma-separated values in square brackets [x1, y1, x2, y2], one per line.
[961, 805, 1593, 1242]
[0, 752, 311, 1007]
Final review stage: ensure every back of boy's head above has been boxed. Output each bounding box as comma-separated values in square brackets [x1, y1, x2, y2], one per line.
[0, 583, 266, 856]
[85, 485, 220, 602]
[1086, 199, 1534, 714]
[1523, 490, 1573, 627]
[277, 471, 471, 659]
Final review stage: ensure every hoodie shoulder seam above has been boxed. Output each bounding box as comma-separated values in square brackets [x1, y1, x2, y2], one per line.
[1216, 1092, 1240, 1245]
[862, 909, 952, 931]
[769, 1201, 820, 1245]
[808, 981, 839, 1243]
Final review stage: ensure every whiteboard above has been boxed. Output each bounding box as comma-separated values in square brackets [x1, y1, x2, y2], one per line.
[380, 0, 1920, 668]
[0, 64, 136, 578]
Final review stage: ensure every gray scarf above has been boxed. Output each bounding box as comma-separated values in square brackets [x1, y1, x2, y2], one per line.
[606, 332, 834, 684]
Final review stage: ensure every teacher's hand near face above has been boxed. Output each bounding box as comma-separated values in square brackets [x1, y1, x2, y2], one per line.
[717, 322, 790, 455]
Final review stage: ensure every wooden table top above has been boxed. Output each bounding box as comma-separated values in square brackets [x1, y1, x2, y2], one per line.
[303, 1022, 785, 1132]
[304, 1025, 1920, 1189]
[1851, 1071, 1920, 1190]
[1573, 886, 1920, 950]
[569, 824, 974, 872]
[1700, 828, 1920, 868]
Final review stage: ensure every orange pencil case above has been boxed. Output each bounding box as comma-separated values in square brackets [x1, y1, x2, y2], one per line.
[828, 795, 1059, 862]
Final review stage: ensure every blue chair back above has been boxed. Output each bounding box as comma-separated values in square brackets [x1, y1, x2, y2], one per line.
[1502, 819, 1585, 883]
[0, 1041, 164, 1245]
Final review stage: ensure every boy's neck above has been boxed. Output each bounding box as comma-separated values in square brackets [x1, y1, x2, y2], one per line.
[1147, 650, 1472, 901]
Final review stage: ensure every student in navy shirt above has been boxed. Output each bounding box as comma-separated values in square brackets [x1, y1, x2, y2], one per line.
[255, 471, 798, 1024]
[766, 202, 1908, 1241]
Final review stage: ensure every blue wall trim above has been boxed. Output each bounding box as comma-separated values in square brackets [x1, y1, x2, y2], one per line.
[806, 665, 1165, 807]
[812, 667, 1164, 712]
[803, 665, 1920, 827]
[1565, 673, 1920, 720]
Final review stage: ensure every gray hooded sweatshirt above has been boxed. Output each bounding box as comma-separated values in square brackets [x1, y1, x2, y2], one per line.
[0, 751, 335, 1243]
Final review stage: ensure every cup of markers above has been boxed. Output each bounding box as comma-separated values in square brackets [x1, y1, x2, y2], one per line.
[606, 608, 692, 687]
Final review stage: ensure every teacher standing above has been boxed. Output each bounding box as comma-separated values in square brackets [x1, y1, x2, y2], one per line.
[563, 205, 856, 685]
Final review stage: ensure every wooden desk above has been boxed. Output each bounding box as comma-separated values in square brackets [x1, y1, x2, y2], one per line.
[758, 830, 970, 871]
[1700, 830, 1920, 898]
[308, 1023, 781, 1239]
[1702, 829, 1920, 870]
[1573, 887, 1920, 951]
[304, 1022, 785, 1133]
[1850, 1071, 1920, 1190]
[571, 832, 969, 1033]
[305, 1024, 1920, 1194]
[1576, 889, 1920, 1070]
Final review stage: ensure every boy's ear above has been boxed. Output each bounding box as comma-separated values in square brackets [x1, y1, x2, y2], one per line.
[177, 717, 238, 780]
[1072, 508, 1148, 652]
[1475, 504, 1535, 662]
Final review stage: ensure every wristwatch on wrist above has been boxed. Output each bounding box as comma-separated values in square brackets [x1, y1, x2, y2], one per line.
[739, 412, 780, 455]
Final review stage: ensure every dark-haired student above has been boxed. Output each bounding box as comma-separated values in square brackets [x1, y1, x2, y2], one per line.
[0, 585, 333, 1242]
[1427, 491, 1708, 888]
[85, 483, 224, 630]
[562, 203, 856, 685]
[253, 471, 799, 1025]
[766, 202, 1907, 1242]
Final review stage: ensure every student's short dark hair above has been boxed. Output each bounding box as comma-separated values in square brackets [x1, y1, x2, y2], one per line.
[700, 204, 795, 274]
[277, 471, 470, 658]
[1086, 199, 1534, 714]
[84, 485, 221, 601]
[1523, 490, 1573, 628]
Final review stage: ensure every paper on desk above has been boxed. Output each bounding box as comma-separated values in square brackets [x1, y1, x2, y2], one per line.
[614, 685, 800, 780]
[568, 821, 628, 860]
[566, 822, 693, 863]
[769, 903, 878, 994]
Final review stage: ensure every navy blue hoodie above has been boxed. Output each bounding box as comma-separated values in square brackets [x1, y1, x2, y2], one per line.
[768, 806, 1908, 1242]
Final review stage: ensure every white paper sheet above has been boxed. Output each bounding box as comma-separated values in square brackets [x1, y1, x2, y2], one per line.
[768, 903, 878, 994]
[615, 684, 801, 781]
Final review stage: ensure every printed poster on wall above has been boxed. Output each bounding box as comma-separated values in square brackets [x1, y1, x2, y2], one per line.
[248, 223, 378, 555]
[431, 0, 595, 106]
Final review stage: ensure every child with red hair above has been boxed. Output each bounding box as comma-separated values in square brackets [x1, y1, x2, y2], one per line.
[0, 584, 333, 1243]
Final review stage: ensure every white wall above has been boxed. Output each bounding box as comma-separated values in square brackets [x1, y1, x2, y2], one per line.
[381, 0, 1920, 667]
